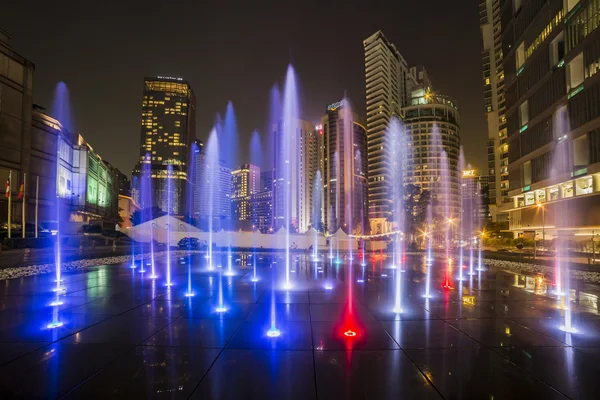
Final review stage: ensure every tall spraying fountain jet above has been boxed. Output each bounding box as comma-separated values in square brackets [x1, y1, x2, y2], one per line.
[250, 130, 262, 282]
[281, 65, 299, 290]
[140, 158, 157, 279]
[387, 117, 407, 313]
[184, 142, 200, 296]
[424, 204, 433, 298]
[312, 171, 323, 261]
[223, 103, 238, 277]
[356, 149, 367, 267]
[333, 151, 341, 263]
[340, 97, 355, 263]
[551, 109, 575, 333]
[165, 165, 174, 287]
[457, 147, 466, 281]
[205, 129, 219, 271]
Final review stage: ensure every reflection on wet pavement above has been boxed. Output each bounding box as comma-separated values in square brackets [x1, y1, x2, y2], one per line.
[0, 252, 599, 399]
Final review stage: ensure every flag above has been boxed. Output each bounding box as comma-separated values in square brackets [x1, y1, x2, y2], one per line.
[4, 178, 9, 198]
[17, 182, 24, 200]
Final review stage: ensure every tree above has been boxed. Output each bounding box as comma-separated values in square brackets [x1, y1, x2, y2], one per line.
[130, 206, 166, 226]
[116, 207, 125, 227]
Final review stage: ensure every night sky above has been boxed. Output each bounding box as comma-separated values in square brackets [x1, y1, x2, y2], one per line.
[2, 0, 486, 175]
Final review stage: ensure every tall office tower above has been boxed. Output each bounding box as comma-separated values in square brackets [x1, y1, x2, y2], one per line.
[364, 31, 415, 234]
[231, 163, 260, 223]
[260, 170, 273, 191]
[273, 119, 318, 233]
[231, 164, 260, 198]
[480, 0, 509, 222]
[134, 76, 196, 215]
[504, 0, 600, 242]
[402, 86, 461, 223]
[320, 100, 368, 234]
[250, 190, 273, 232]
[193, 152, 231, 223]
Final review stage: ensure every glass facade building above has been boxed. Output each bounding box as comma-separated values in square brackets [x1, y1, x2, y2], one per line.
[504, 0, 600, 243]
[134, 77, 196, 215]
[480, 0, 510, 221]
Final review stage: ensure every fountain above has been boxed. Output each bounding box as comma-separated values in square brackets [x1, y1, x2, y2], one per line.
[250, 129, 262, 282]
[457, 147, 466, 281]
[215, 266, 227, 313]
[49, 193, 65, 317]
[312, 171, 322, 262]
[551, 110, 575, 333]
[204, 129, 219, 271]
[387, 117, 407, 313]
[267, 259, 281, 337]
[139, 159, 158, 279]
[280, 65, 299, 290]
[164, 165, 174, 287]
[424, 204, 433, 298]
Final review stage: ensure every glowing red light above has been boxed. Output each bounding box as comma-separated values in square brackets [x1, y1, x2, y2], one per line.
[343, 330, 357, 337]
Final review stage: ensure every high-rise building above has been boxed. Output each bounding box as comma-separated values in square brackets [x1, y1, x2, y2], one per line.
[320, 100, 368, 234]
[231, 164, 260, 198]
[273, 119, 318, 233]
[402, 89, 462, 222]
[250, 190, 272, 232]
[133, 76, 196, 215]
[193, 151, 231, 223]
[480, 0, 509, 222]
[231, 163, 260, 223]
[260, 170, 273, 192]
[114, 168, 131, 196]
[462, 169, 490, 224]
[364, 31, 417, 233]
[503, 0, 600, 242]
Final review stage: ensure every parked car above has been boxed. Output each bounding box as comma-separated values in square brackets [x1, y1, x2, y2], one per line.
[78, 224, 103, 236]
[178, 237, 201, 250]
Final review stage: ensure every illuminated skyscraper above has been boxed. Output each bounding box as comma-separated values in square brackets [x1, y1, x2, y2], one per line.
[480, 0, 509, 222]
[231, 163, 260, 223]
[320, 100, 368, 234]
[133, 76, 196, 215]
[364, 31, 416, 234]
[273, 119, 318, 233]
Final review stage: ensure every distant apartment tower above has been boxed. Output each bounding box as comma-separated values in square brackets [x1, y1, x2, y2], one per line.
[480, 0, 509, 222]
[134, 76, 196, 215]
[504, 0, 600, 240]
[462, 169, 490, 224]
[364, 31, 415, 234]
[402, 87, 462, 222]
[231, 163, 260, 223]
[320, 100, 368, 233]
[273, 119, 318, 233]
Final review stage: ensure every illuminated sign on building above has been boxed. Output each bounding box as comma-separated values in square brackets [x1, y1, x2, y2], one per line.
[316, 124, 323, 135]
[462, 170, 476, 177]
[327, 100, 345, 111]
[157, 76, 183, 81]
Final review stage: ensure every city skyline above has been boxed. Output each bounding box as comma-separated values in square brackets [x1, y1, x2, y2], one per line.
[1, 0, 486, 175]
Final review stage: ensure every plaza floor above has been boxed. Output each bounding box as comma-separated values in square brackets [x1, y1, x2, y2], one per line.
[0, 252, 599, 399]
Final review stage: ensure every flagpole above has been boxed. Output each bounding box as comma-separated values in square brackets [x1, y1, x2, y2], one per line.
[7, 170, 11, 239]
[35, 176, 39, 239]
[22, 173, 26, 239]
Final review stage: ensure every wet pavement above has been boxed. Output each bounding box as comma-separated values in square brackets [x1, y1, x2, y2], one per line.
[0, 252, 599, 399]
